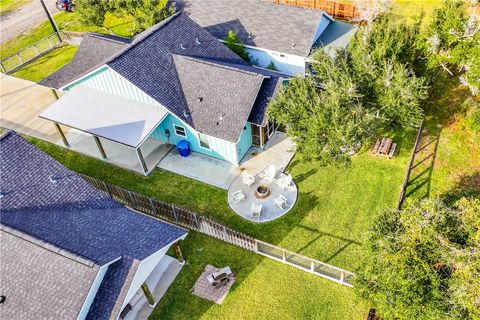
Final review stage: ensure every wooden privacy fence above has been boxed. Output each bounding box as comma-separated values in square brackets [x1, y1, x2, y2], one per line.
[80, 174, 355, 287]
[273, 0, 359, 19]
[396, 119, 424, 210]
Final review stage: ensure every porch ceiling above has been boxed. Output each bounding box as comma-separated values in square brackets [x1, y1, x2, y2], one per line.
[39, 86, 168, 148]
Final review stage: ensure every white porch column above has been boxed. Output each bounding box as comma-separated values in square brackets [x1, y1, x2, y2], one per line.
[136, 147, 148, 175]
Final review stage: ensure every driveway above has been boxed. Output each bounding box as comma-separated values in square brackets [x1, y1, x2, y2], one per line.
[0, 0, 58, 44]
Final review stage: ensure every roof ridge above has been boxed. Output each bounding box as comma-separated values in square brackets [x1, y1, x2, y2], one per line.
[107, 11, 183, 64]
[1, 224, 99, 268]
[172, 54, 264, 77]
[84, 32, 131, 44]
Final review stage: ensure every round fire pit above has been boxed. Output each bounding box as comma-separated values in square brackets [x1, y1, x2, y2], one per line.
[255, 185, 271, 199]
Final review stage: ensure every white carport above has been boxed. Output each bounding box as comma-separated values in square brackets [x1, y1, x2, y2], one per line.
[40, 86, 169, 175]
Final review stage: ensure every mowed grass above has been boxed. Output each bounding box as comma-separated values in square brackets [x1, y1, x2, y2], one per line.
[11, 45, 77, 82]
[0, 0, 30, 16]
[29, 126, 413, 271]
[0, 11, 132, 59]
[153, 232, 367, 320]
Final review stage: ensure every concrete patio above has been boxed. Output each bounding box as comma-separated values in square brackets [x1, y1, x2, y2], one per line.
[227, 171, 298, 223]
[157, 131, 296, 190]
[123, 255, 183, 320]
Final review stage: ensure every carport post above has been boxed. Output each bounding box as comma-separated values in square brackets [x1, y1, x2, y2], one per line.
[54, 123, 69, 147]
[136, 147, 148, 175]
[93, 136, 107, 160]
[141, 282, 155, 307]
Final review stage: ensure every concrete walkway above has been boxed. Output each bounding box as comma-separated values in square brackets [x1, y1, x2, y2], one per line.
[1, 0, 58, 44]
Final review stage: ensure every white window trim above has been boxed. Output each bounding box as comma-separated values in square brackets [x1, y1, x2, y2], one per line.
[198, 132, 211, 150]
[173, 124, 187, 138]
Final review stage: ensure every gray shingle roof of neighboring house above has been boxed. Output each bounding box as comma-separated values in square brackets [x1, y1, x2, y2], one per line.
[176, 0, 326, 57]
[39, 33, 130, 88]
[312, 20, 358, 57]
[1, 227, 99, 320]
[0, 132, 187, 320]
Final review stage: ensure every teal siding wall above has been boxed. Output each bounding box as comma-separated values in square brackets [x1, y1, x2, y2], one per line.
[65, 66, 248, 165]
[63, 67, 161, 106]
[236, 123, 252, 161]
[152, 114, 239, 164]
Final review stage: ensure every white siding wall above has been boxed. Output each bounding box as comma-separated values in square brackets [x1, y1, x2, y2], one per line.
[246, 47, 306, 75]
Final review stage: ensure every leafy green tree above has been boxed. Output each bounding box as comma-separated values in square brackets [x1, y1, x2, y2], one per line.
[75, 0, 175, 35]
[114, 0, 175, 34]
[224, 30, 250, 62]
[75, 0, 111, 27]
[422, 0, 480, 95]
[355, 197, 480, 320]
[269, 50, 375, 164]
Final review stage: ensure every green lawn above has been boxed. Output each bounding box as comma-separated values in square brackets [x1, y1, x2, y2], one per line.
[11, 45, 77, 82]
[29, 126, 414, 271]
[0, 0, 30, 15]
[153, 232, 367, 320]
[405, 75, 480, 202]
[0, 11, 132, 59]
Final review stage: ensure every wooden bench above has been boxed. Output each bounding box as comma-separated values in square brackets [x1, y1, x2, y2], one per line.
[372, 138, 397, 159]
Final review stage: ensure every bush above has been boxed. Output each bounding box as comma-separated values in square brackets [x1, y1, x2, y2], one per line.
[224, 30, 250, 62]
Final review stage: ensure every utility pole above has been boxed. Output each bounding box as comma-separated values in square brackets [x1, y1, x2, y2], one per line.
[40, 0, 62, 42]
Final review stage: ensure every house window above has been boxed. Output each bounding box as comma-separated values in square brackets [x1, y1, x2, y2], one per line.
[198, 133, 210, 149]
[174, 125, 186, 138]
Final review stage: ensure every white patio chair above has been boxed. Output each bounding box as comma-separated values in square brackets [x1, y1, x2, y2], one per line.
[276, 174, 293, 190]
[241, 171, 255, 187]
[260, 164, 276, 184]
[231, 190, 245, 204]
[251, 203, 262, 220]
[274, 194, 289, 210]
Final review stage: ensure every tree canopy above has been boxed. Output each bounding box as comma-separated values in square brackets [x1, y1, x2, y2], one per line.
[224, 30, 250, 62]
[268, 14, 427, 163]
[75, 0, 175, 35]
[355, 197, 480, 319]
[421, 0, 480, 95]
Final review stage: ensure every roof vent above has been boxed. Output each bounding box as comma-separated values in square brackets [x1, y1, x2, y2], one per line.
[291, 43, 296, 49]
[0, 192, 4, 199]
[197, 97, 203, 102]
[49, 175, 57, 184]
[219, 113, 225, 120]
[0, 295, 5, 304]
[248, 32, 253, 39]
[183, 111, 190, 118]
[195, 37, 201, 45]
[180, 44, 186, 50]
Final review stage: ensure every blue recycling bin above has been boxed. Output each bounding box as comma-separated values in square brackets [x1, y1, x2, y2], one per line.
[176, 140, 190, 157]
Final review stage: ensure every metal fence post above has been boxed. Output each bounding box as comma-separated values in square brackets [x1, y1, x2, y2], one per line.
[103, 181, 112, 198]
[171, 205, 178, 222]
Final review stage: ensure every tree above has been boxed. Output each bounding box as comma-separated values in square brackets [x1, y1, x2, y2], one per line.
[266, 61, 277, 71]
[354, 0, 392, 25]
[268, 50, 376, 164]
[75, 0, 175, 35]
[224, 30, 250, 62]
[422, 0, 480, 95]
[114, 0, 175, 34]
[355, 197, 480, 320]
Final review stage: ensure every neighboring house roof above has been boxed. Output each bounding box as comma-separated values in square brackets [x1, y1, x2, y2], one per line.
[176, 0, 326, 57]
[312, 20, 358, 57]
[1, 227, 99, 320]
[0, 132, 187, 320]
[39, 33, 130, 88]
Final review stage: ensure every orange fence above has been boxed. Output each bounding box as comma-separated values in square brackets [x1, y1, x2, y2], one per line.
[273, 0, 359, 20]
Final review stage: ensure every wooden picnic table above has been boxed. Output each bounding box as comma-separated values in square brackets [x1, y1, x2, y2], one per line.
[372, 137, 397, 158]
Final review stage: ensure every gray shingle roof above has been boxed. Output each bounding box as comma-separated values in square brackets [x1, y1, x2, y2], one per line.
[39, 33, 130, 88]
[173, 54, 264, 141]
[0, 132, 187, 320]
[248, 76, 284, 126]
[312, 20, 358, 57]
[176, 0, 325, 57]
[1, 228, 99, 320]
